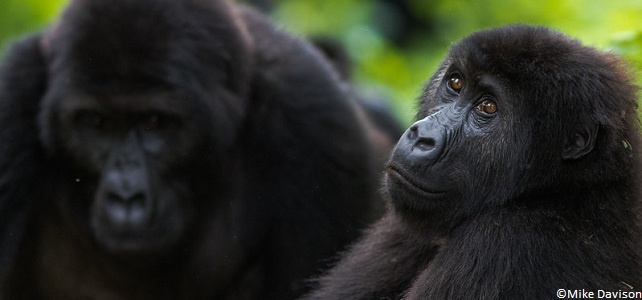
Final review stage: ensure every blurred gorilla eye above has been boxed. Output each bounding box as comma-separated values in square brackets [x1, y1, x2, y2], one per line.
[145, 114, 162, 131]
[75, 111, 106, 130]
[477, 99, 498, 114]
[143, 113, 180, 131]
[448, 76, 463, 93]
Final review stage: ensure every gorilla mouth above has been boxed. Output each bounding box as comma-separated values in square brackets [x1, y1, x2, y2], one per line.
[386, 164, 446, 197]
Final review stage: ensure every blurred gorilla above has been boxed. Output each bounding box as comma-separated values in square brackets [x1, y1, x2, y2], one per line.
[304, 25, 642, 299]
[312, 36, 405, 164]
[0, 0, 387, 299]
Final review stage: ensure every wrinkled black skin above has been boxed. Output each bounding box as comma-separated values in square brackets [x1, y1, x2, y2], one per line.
[304, 25, 642, 300]
[0, 0, 383, 299]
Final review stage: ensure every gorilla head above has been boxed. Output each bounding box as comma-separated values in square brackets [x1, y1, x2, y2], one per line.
[387, 25, 638, 230]
[37, 0, 251, 254]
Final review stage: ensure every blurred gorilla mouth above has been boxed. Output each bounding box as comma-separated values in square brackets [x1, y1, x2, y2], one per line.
[386, 164, 446, 197]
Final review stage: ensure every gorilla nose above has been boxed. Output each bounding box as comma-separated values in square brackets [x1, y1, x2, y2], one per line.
[406, 119, 444, 158]
[408, 125, 437, 151]
[391, 117, 446, 167]
[100, 168, 152, 228]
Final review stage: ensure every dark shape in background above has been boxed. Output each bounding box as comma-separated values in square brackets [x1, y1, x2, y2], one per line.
[0, 0, 390, 298]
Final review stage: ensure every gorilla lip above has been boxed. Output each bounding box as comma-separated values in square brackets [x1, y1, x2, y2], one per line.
[386, 164, 446, 197]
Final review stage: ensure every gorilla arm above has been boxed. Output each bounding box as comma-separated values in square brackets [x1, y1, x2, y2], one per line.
[0, 35, 48, 294]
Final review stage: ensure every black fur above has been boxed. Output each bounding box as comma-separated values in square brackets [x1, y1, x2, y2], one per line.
[304, 25, 642, 299]
[0, 0, 383, 299]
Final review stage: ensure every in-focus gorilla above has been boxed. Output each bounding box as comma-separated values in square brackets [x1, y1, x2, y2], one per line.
[0, 0, 387, 299]
[304, 25, 642, 299]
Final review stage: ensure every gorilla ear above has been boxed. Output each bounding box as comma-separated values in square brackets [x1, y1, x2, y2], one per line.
[561, 124, 598, 160]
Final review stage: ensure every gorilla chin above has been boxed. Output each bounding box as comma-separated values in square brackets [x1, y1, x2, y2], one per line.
[385, 164, 451, 211]
[92, 222, 185, 255]
[386, 164, 447, 197]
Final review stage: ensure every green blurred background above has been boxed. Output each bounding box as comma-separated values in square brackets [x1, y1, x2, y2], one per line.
[1, 0, 642, 125]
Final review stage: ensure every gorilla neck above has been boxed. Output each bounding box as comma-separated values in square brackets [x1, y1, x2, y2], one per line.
[394, 177, 639, 237]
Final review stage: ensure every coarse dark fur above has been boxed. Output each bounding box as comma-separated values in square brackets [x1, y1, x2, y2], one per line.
[0, 0, 386, 299]
[303, 25, 642, 299]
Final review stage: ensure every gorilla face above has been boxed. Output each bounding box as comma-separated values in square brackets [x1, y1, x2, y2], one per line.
[385, 26, 604, 222]
[39, 91, 208, 254]
[386, 69, 512, 216]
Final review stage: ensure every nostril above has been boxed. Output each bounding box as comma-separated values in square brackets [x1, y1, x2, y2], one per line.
[407, 125, 418, 140]
[128, 193, 146, 209]
[106, 192, 146, 206]
[104, 192, 148, 225]
[415, 137, 436, 151]
[107, 193, 124, 204]
[127, 193, 147, 222]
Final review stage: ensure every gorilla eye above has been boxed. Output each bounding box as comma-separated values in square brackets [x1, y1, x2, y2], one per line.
[448, 76, 463, 93]
[144, 114, 163, 131]
[477, 99, 498, 114]
[75, 111, 106, 130]
[142, 113, 180, 131]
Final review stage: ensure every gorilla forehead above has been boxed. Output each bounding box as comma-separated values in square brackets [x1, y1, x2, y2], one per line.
[449, 25, 584, 79]
[48, 0, 248, 93]
[443, 25, 633, 126]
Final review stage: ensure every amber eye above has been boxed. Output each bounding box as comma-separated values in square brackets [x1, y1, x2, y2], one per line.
[448, 76, 463, 92]
[477, 99, 498, 114]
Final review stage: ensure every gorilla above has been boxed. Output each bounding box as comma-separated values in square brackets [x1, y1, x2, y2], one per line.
[304, 25, 642, 299]
[312, 36, 405, 165]
[0, 0, 388, 299]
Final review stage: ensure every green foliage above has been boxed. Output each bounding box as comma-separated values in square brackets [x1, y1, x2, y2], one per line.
[0, 0, 66, 51]
[1, 0, 641, 124]
[272, 0, 642, 124]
